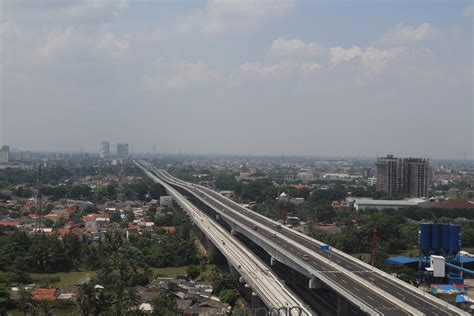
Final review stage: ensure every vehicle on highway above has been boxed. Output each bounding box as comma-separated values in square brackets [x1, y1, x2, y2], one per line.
[253, 224, 258, 230]
[272, 233, 277, 238]
[303, 254, 309, 261]
[276, 224, 282, 229]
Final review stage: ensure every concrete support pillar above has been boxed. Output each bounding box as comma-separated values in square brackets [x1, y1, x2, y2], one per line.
[270, 256, 277, 266]
[337, 295, 349, 316]
[308, 278, 319, 289]
[251, 291, 258, 309]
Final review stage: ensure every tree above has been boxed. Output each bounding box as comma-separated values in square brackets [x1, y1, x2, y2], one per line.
[186, 265, 200, 279]
[151, 293, 178, 316]
[218, 289, 238, 305]
[122, 287, 140, 313]
[82, 204, 99, 215]
[149, 183, 166, 200]
[18, 288, 35, 316]
[106, 181, 118, 199]
[42, 218, 54, 228]
[211, 269, 236, 294]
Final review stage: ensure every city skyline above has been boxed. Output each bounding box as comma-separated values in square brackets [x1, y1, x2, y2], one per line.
[1, 1, 472, 159]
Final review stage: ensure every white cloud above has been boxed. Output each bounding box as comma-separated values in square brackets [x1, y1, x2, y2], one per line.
[2, 0, 129, 23]
[300, 62, 321, 74]
[143, 59, 221, 91]
[463, 5, 474, 16]
[269, 37, 324, 56]
[330, 45, 406, 74]
[236, 62, 295, 77]
[330, 45, 363, 65]
[378, 23, 440, 46]
[95, 32, 130, 57]
[178, 0, 295, 34]
[360, 46, 406, 73]
[35, 27, 74, 60]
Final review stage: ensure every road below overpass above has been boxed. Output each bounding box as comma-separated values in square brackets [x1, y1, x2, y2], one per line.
[142, 164, 468, 316]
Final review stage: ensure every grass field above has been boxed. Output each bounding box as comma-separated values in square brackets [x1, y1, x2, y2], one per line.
[30, 271, 96, 288]
[29, 265, 216, 288]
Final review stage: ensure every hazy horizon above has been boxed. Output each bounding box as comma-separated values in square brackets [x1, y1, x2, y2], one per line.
[1, 0, 473, 160]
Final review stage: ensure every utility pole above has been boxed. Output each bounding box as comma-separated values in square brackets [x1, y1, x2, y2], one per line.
[36, 164, 43, 233]
[117, 161, 124, 202]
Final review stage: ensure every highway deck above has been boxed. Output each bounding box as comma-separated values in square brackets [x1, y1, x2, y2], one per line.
[141, 163, 468, 316]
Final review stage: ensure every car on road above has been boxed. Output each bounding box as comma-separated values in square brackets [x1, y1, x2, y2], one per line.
[252, 225, 258, 230]
[303, 254, 309, 261]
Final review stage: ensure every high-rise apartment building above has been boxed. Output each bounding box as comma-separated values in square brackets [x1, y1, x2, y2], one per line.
[403, 158, 430, 198]
[0, 145, 10, 163]
[117, 143, 129, 158]
[376, 155, 430, 198]
[99, 141, 110, 159]
[376, 155, 401, 196]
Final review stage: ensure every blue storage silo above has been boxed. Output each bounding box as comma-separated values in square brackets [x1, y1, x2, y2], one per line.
[441, 224, 450, 252]
[431, 224, 441, 251]
[448, 225, 461, 254]
[419, 224, 432, 252]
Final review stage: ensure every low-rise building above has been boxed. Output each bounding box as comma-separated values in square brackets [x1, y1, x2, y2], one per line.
[353, 198, 427, 211]
[160, 196, 173, 207]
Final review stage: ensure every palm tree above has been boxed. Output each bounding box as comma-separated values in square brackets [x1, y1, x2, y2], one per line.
[18, 288, 36, 316]
[122, 287, 140, 313]
[76, 283, 94, 316]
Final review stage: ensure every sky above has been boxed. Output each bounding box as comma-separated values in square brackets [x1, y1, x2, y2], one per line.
[0, 0, 472, 159]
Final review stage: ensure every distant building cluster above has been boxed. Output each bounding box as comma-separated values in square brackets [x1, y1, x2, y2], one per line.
[117, 143, 129, 158]
[0, 145, 9, 163]
[99, 141, 109, 159]
[98, 141, 129, 159]
[0, 145, 33, 170]
[376, 155, 430, 198]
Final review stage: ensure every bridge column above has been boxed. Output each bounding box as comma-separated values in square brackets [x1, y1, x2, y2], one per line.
[270, 256, 277, 266]
[337, 295, 349, 316]
[308, 278, 321, 289]
[251, 291, 258, 309]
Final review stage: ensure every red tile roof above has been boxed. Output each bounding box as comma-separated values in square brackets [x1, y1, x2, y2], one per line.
[292, 184, 313, 189]
[57, 228, 70, 236]
[161, 226, 177, 233]
[317, 225, 336, 229]
[82, 213, 110, 221]
[435, 200, 474, 209]
[32, 288, 56, 301]
[0, 221, 20, 227]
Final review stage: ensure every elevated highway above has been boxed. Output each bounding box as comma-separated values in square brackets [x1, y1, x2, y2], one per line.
[138, 163, 313, 315]
[138, 162, 468, 316]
